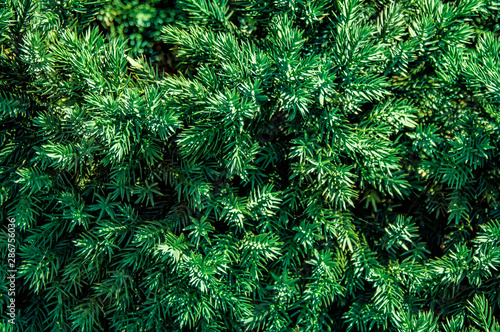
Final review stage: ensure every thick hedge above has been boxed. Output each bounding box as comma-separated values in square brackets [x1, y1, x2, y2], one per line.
[1, 0, 500, 331]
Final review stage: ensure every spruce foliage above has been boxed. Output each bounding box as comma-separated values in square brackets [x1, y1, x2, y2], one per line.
[1, 0, 500, 331]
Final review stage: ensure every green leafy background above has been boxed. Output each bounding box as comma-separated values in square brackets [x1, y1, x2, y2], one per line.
[1, 0, 500, 331]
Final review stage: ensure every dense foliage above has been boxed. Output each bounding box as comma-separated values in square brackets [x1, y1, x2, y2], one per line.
[1, 0, 500, 331]
[96, 0, 181, 65]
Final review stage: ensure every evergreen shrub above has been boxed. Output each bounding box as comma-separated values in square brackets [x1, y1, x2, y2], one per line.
[1, 0, 500, 331]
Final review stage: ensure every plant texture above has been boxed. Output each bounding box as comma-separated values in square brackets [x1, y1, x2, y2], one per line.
[1, 0, 500, 331]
